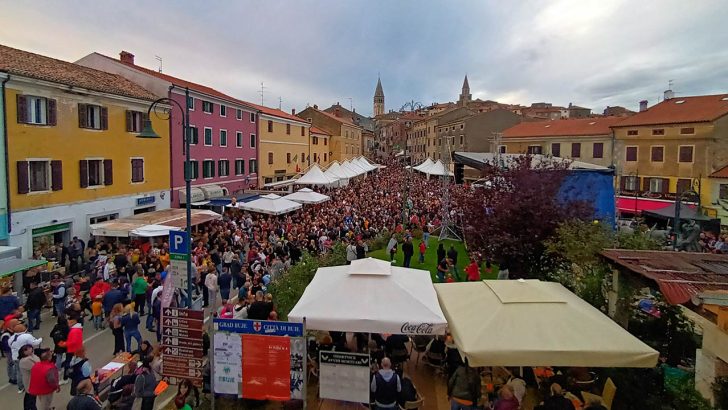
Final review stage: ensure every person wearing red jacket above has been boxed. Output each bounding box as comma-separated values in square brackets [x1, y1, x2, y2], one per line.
[28, 349, 59, 410]
[465, 259, 481, 282]
[63, 314, 83, 376]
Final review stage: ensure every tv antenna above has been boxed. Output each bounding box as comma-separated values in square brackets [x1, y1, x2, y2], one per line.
[278, 96, 283, 110]
[258, 82, 266, 106]
[348, 98, 353, 112]
[154, 55, 163, 73]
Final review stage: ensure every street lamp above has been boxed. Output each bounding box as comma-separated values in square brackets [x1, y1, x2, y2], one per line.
[138, 87, 194, 308]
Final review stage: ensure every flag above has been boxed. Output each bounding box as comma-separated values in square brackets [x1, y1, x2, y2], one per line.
[293, 154, 298, 162]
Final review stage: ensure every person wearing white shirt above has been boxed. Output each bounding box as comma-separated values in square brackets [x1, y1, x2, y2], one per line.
[204, 268, 219, 310]
[9, 323, 42, 393]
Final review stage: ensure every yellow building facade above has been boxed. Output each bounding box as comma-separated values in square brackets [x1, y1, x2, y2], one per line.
[1, 44, 170, 258]
[309, 127, 331, 168]
[256, 108, 311, 186]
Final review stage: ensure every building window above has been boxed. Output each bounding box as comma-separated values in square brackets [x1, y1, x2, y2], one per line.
[250, 113, 256, 122]
[300, 152, 305, 163]
[652, 128, 665, 136]
[627, 130, 638, 136]
[720, 184, 728, 200]
[218, 160, 229, 177]
[324, 153, 328, 162]
[649, 177, 666, 193]
[250, 134, 256, 148]
[345, 130, 349, 138]
[220, 130, 227, 147]
[324, 138, 327, 146]
[623, 176, 639, 191]
[314, 153, 318, 162]
[460, 135, 464, 145]
[126, 110, 145, 133]
[680, 127, 695, 135]
[236, 132, 243, 148]
[188, 160, 199, 180]
[17, 160, 59, 193]
[202, 160, 215, 178]
[571, 143, 581, 158]
[678, 146, 694, 163]
[625, 146, 638, 162]
[287, 153, 291, 164]
[220, 104, 227, 117]
[131, 158, 144, 183]
[286, 124, 291, 135]
[593, 143, 604, 159]
[188, 126, 199, 145]
[677, 178, 692, 194]
[301, 127, 305, 137]
[204, 128, 213, 146]
[235, 159, 245, 175]
[551, 143, 561, 157]
[267, 120, 273, 133]
[312, 136, 318, 145]
[78, 104, 107, 130]
[84, 159, 104, 187]
[187, 96, 194, 110]
[650, 146, 664, 162]
[202, 101, 213, 113]
[527, 145, 542, 155]
[89, 213, 119, 224]
[498, 145, 506, 154]
[268, 152, 273, 164]
[17, 95, 55, 125]
[236, 109, 243, 120]
[250, 159, 258, 173]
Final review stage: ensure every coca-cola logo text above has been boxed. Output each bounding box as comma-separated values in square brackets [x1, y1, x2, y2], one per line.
[400, 322, 434, 334]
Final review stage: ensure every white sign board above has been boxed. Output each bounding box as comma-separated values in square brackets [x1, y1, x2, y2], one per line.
[213, 332, 242, 395]
[168, 254, 189, 290]
[319, 351, 370, 403]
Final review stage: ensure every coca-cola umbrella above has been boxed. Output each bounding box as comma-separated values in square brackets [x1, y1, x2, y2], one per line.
[288, 258, 447, 335]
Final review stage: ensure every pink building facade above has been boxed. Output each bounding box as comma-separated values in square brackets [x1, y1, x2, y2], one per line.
[76, 51, 259, 207]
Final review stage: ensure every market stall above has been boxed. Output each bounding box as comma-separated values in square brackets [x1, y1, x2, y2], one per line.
[323, 162, 350, 186]
[294, 164, 339, 186]
[434, 279, 659, 367]
[237, 193, 302, 215]
[89, 209, 221, 238]
[283, 188, 331, 205]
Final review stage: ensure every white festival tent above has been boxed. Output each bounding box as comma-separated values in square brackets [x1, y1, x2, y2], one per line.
[355, 156, 377, 172]
[413, 157, 434, 172]
[418, 159, 453, 177]
[237, 193, 302, 215]
[293, 163, 339, 186]
[323, 162, 350, 186]
[288, 258, 448, 335]
[345, 160, 368, 176]
[338, 161, 362, 178]
[283, 188, 331, 205]
[435, 280, 659, 367]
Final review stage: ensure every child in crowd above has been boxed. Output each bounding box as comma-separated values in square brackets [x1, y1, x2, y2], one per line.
[91, 296, 104, 330]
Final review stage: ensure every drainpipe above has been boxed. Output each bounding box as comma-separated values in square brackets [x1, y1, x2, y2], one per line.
[2, 75, 11, 234]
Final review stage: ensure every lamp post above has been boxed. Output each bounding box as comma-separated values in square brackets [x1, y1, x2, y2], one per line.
[138, 87, 194, 308]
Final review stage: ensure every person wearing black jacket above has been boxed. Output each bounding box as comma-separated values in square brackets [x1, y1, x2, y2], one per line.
[402, 237, 414, 268]
[25, 282, 46, 330]
[436, 244, 446, 265]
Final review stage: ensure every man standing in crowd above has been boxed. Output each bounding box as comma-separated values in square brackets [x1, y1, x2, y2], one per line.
[371, 357, 401, 409]
[28, 348, 60, 410]
[402, 236, 414, 268]
[25, 282, 46, 331]
[9, 323, 42, 393]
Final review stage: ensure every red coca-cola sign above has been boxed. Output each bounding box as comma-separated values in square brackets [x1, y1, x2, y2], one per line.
[400, 322, 434, 334]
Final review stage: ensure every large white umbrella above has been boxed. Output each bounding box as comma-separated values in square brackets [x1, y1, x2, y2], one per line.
[294, 163, 339, 186]
[283, 188, 331, 205]
[289, 258, 448, 335]
[237, 194, 302, 215]
[435, 280, 659, 367]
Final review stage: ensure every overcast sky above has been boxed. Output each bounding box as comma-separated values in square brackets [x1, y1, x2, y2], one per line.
[2, 1, 727, 116]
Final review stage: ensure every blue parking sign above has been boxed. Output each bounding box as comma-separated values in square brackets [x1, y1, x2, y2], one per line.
[169, 230, 189, 254]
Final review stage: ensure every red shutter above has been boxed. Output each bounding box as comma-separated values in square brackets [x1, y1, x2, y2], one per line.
[100, 107, 108, 130]
[16, 161, 29, 194]
[125, 110, 133, 132]
[47, 99, 57, 126]
[16, 95, 27, 124]
[51, 160, 63, 191]
[79, 160, 88, 188]
[78, 104, 87, 128]
[103, 159, 113, 185]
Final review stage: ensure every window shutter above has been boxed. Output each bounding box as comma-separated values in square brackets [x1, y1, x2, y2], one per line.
[79, 160, 88, 188]
[51, 160, 63, 191]
[125, 110, 133, 132]
[643, 177, 650, 192]
[103, 159, 113, 185]
[78, 104, 87, 128]
[662, 178, 669, 193]
[16, 95, 28, 124]
[620, 176, 627, 191]
[16, 161, 29, 194]
[100, 107, 109, 130]
[47, 99, 57, 126]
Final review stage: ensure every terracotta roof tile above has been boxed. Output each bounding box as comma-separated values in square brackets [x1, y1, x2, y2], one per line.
[310, 126, 330, 136]
[614, 94, 728, 127]
[245, 102, 308, 124]
[92, 52, 257, 110]
[710, 164, 728, 178]
[503, 117, 624, 138]
[0, 45, 157, 101]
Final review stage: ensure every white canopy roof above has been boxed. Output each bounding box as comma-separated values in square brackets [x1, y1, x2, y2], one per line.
[289, 258, 447, 335]
[237, 193, 302, 215]
[129, 224, 177, 238]
[418, 159, 453, 176]
[324, 162, 349, 180]
[413, 158, 434, 172]
[337, 161, 361, 178]
[354, 157, 377, 172]
[294, 164, 339, 186]
[435, 280, 659, 367]
[283, 188, 331, 205]
[344, 160, 367, 176]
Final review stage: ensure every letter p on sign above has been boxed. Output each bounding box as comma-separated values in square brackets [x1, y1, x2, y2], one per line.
[169, 230, 188, 254]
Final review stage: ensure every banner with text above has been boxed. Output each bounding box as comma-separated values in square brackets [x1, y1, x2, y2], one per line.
[213, 332, 242, 395]
[241, 334, 291, 401]
[319, 351, 371, 403]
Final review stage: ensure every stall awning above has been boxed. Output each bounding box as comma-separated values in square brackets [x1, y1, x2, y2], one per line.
[199, 185, 225, 199]
[0, 258, 47, 278]
[616, 196, 672, 213]
[435, 280, 658, 367]
[179, 187, 206, 204]
[91, 209, 221, 237]
[207, 198, 232, 207]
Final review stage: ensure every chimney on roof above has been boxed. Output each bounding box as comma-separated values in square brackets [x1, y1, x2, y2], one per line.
[664, 89, 674, 100]
[119, 51, 135, 65]
[335, 107, 341, 117]
[639, 100, 648, 112]
[313, 104, 318, 110]
[291, 108, 296, 115]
